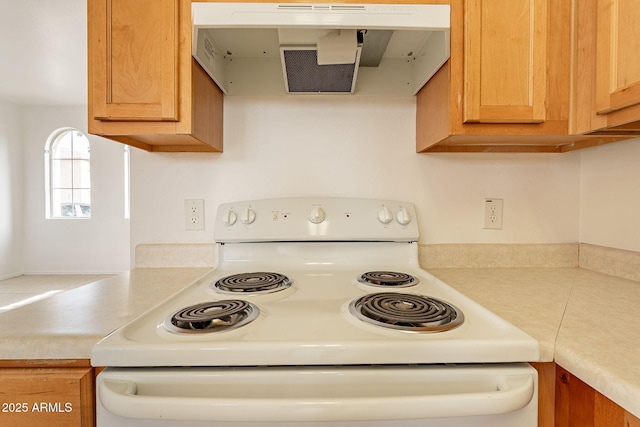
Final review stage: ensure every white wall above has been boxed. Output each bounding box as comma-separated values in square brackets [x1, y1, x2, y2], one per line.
[130, 96, 581, 252]
[10, 97, 638, 273]
[21, 106, 130, 273]
[580, 138, 640, 252]
[0, 99, 23, 278]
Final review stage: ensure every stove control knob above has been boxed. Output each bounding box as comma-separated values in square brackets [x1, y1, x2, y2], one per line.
[396, 207, 411, 225]
[241, 207, 256, 225]
[308, 206, 326, 224]
[377, 206, 393, 224]
[222, 209, 237, 226]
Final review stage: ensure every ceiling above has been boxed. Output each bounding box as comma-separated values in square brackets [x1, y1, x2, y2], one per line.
[0, 0, 87, 106]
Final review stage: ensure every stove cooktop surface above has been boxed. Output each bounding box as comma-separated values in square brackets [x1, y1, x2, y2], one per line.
[92, 198, 539, 367]
[92, 246, 539, 367]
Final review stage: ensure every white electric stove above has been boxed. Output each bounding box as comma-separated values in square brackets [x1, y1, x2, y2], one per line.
[93, 197, 540, 427]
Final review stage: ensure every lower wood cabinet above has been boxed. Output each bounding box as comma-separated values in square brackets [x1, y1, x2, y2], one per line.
[531, 362, 640, 427]
[0, 366, 95, 427]
[555, 365, 640, 427]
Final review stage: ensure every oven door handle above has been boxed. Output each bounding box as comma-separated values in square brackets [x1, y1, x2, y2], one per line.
[99, 373, 535, 421]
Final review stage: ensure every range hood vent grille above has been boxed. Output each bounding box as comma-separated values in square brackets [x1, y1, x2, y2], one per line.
[281, 47, 361, 94]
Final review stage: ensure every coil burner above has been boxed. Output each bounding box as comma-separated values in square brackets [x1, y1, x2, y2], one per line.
[164, 300, 259, 334]
[212, 272, 292, 295]
[357, 271, 419, 288]
[349, 292, 464, 333]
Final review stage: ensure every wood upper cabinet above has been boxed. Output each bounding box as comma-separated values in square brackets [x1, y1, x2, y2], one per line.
[572, 0, 640, 136]
[595, 0, 640, 117]
[417, 0, 576, 153]
[92, 0, 178, 122]
[417, 0, 634, 153]
[88, 0, 223, 152]
[464, 0, 546, 124]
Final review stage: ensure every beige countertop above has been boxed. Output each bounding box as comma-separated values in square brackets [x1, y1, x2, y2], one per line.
[0, 268, 210, 360]
[0, 266, 638, 418]
[429, 267, 640, 420]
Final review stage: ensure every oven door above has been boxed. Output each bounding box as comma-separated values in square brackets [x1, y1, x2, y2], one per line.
[96, 363, 537, 427]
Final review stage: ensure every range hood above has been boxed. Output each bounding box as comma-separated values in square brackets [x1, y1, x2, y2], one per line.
[192, 3, 450, 96]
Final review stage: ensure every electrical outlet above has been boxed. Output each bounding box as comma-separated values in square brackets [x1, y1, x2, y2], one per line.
[483, 198, 503, 230]
[185, 199, 205, 231]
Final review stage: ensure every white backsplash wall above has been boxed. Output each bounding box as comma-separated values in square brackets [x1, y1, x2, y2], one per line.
[7, 99, 637, 274]
[130, 95, 581, 257]
[580, 138, 640, 252]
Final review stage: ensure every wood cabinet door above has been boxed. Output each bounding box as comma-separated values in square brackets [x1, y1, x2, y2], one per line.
[595, 0, 640, 116]
[555, 366, 640, 427]
[0, 368, 94, 427]
[464, 0, 546, 123]
[90, 0, 178, 122]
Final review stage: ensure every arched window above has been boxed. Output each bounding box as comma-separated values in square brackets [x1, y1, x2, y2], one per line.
[44, 128, 91, 218]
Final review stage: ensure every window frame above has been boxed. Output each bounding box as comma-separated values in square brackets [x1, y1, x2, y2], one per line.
[44, 127, 92, 219]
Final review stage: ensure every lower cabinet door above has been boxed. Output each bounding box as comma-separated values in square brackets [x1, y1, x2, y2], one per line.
[0, 368, 94, 427]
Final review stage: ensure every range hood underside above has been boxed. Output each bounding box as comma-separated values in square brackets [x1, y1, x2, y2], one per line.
[194, 27, 449, 96]
[192, 3, 450, 96]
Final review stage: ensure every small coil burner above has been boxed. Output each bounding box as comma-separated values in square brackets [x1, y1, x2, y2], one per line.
[212, 272, 292, 294]
[164, 300, 259, 334]
[349, 292, 464, 333]
[357, 271, 419, 288]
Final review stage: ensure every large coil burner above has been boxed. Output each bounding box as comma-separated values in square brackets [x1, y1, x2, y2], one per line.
[357, 271, 419, 288]
[163, 300, 259, 334]
[349, 292, 464, 333]
[212, 272, 292, 294]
